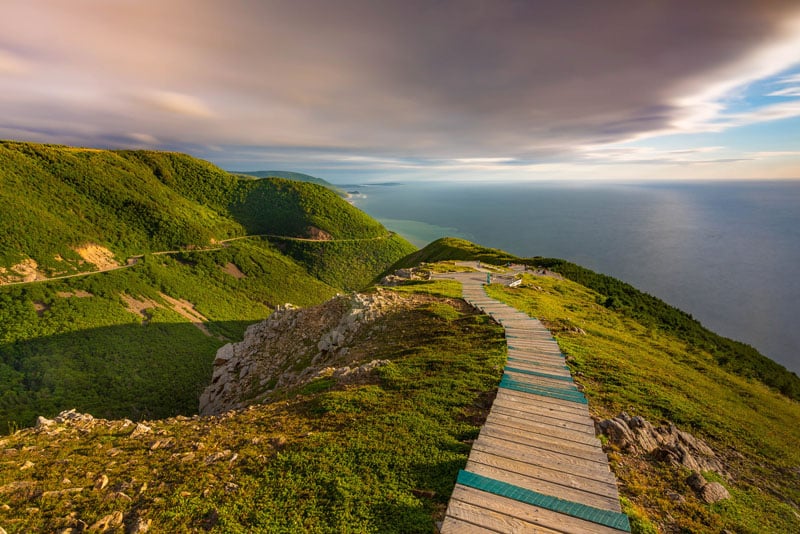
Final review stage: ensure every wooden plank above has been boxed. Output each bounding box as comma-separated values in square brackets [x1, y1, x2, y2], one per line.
[486, 406, 595, 437]
[491, 397, 594, 426]
[507, 344, 563, 353]
[495, 388, 589, 414]
[488, 405, 596, 434]
[445, 494, 564, 534]
[482, 416, 599, 450]
[478, 423, 611, 465]
[468, 447, 621, 499]
[465, 461, 622, 512]
[506, 351, 566, 364]
[470, 439, 618, 486]
[449, 485, 629, 534]
[440, 515, 503, 534]
[494, 389, 589, 419]
[442, 275, 628, 530]
[504, 359, 572, 376]
[473, 423, 609, 473]
[504, 370, 580, 391]
[495, 388, 591, 414]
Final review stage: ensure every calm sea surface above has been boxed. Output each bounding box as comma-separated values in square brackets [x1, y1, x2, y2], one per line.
[345, 180, 800, 374]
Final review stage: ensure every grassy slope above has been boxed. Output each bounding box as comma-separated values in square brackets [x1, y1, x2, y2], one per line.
[0, 239, 338, 432]
[401, 237, 800, 402]
[1, 236, 798, 531]
[486, 276, 800, 533]
[0, 141, 413, 431]
[0, 284, 506, 533]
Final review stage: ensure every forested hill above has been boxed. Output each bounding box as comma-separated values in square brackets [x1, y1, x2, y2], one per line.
[0, 140, 414, 431]
[0, 141, 397, 277]
[234, 170, 344, 195]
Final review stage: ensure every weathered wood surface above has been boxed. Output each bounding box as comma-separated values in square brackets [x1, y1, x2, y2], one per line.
[438, 268, 629, 533]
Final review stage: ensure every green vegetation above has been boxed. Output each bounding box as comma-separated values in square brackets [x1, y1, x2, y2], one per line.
[483, 273, 800, 533]
[532, 257, 800, 399]
[0, 290, 505, 533]
[400, 237, 800, 401]
[278, 235, 415, 291]
[389, 237, 515, 271]
[0, 240, 338, 432]
[0, 141, 413, 431]
[234, 170, 345, 196]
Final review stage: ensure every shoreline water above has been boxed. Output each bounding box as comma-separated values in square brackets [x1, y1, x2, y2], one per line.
[345, 180, 800, 375]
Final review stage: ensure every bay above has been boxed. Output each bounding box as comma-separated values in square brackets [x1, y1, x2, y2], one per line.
[346, 180, 800, 374]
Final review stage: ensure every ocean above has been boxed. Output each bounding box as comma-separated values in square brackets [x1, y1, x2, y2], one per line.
[344, 180, 800, 375]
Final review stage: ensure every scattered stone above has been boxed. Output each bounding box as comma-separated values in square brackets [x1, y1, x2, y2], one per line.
[20, 460, 34, 471]
[685, 471, 731, 503]
[126, 516, 151, 533]
[666, 490, 686, 504]
[204, 450, 232, 464]
[700, 482, 731, 503]
[129, 423, 152, 438]
[107, 491, 132, 502]
[0, 526, 6, 534]
[94, 474, 109, 491]
[88, 510, 123, 531]
[35, 416, 55, 428]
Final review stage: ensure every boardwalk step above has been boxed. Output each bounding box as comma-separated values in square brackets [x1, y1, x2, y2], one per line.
[456, 471, 631, 532]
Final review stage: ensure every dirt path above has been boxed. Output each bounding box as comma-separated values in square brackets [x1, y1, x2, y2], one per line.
[0, 232, 395, 287]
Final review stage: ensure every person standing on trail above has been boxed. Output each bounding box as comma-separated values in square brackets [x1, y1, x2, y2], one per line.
[486, 272, 491, 284]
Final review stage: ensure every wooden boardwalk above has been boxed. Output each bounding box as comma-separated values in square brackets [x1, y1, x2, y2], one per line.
[438, 269, 630, 533]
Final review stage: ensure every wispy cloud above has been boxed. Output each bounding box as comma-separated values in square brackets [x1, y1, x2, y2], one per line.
[137, 91, 215, 119]
[0, 1, 799, 179]
[0, 49, 30, 75]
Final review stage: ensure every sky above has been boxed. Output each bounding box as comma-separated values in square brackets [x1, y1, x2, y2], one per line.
[2, 0, 800, 182]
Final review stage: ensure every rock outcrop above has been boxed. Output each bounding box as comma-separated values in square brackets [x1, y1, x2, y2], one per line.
[597, 412, 727, 477]
[597, 412, 732, 503]
[199, 291, 406, 415]
[380, 267, 430, 286]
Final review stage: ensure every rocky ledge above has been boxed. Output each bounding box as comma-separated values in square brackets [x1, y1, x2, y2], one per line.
[199, 290, 407, 416]
[597, 412, 731, 503]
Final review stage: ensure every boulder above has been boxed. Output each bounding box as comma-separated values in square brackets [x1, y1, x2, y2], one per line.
[597, 413, 727, 477]
[700, 482, 731, 503]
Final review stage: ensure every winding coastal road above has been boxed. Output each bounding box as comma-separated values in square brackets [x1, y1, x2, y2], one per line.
[0, 232, 395, 287]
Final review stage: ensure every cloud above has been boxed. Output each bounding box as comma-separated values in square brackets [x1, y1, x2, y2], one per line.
[0, 0, 799, 177]
[577, 145, 748, 166]
[0, 49, 30, 75]
[767, 87, 800, 97]
[127, 133, 160, 145]
[137, 91, 215, 118]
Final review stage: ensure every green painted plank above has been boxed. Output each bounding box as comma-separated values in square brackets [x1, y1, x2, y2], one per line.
[499, 376, 587, 404]
[504, 366, 575, 382]
[457, 470, 631, 532]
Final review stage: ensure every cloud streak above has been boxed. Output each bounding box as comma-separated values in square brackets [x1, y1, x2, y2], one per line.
[1, 0, 799, 178]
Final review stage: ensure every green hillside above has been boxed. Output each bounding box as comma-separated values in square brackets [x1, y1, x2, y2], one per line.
[234, 170, 345, 196]
[0, 141, 413, 432]
[400, 237, 800, 401]
[1, 252, 798, 532]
